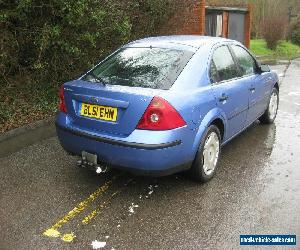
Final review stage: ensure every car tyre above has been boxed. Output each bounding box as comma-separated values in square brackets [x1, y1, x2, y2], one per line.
[188, 125, 221, 183]
[259, 87, 279, 124]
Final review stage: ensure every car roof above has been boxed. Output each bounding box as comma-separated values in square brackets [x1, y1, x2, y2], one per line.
[125, 35, 236, 50]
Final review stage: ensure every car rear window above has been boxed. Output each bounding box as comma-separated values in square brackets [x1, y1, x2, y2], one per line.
[82, 47, 194, 90]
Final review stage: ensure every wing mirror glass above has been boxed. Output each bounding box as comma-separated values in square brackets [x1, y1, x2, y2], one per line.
[259, 64, 270, 73]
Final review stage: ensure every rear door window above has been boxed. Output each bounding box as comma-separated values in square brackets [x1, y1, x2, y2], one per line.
[209, 60, 220, 83]
[83, 47, 194, 90]
[210, 45, 239, 83]
[231, 45, 257, 76]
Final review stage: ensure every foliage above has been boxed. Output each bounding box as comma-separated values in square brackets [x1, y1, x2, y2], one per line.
[261, 17, 287, 50]
[288, 17, 300, 46]
[1, 1, 129, 85]
[0, 0, 176, 83]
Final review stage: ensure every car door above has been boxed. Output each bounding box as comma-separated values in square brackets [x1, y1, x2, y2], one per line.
[210, 45, 250, 140]
[230, 45, 271, 126]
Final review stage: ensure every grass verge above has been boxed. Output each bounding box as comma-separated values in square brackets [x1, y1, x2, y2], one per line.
[250, 39, 300, 61]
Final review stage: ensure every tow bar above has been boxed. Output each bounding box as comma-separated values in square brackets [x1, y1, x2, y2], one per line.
[77, 151, 110, 174]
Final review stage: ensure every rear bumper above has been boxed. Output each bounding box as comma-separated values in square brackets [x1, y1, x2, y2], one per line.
[112, 161, 192, 177]
[56, 122, 181, 150]
[55, 116, 194, 176]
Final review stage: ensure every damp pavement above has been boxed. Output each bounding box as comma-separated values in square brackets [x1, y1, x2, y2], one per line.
[0, 59, 299, 250]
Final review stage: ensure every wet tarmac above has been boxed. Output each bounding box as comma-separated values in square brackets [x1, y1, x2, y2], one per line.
[0, 60, 299, 250]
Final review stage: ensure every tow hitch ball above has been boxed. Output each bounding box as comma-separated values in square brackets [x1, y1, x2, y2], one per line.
[77, 156, 109, 174]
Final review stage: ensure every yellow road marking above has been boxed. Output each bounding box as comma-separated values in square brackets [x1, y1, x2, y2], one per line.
[61, 232, 76, 242]
[81, 191, 120, 225]
[43, 180, 112, 238]
[43, 228, 61, 238]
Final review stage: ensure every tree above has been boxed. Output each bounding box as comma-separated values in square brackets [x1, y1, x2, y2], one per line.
[262, 17, 287, 49]
[289, 17, 300, 45]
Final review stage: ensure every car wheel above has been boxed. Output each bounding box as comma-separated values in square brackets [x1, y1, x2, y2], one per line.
[259, 87, 279, 124]
[189, 125, 221, 183]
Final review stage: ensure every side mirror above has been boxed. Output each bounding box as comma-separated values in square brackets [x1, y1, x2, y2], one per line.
[259, 64, 270, 73]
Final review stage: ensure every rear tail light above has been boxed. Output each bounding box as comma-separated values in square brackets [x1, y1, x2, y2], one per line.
[59, 85, 67, 113]
[136, 96, 186, 130]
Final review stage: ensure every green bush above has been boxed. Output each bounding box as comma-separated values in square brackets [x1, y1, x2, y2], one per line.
[0, 0, 176, 86]
[289, 17, 300, 46]
[1, 1, 123, 85]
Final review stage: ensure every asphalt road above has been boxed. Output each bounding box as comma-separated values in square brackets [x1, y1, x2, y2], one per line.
[0, 60, 299, 250]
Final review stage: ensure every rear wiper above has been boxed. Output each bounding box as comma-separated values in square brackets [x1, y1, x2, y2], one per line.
[87, 72, 107, 86]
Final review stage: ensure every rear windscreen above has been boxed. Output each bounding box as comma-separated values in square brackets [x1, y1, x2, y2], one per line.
[82, 47, 194, 90]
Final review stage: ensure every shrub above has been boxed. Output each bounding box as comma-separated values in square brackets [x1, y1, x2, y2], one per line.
[288, 17, 300, 45]
[1, 1, 131, 85]
[262, 17, 287, 50]
[0, 0, 176, 87]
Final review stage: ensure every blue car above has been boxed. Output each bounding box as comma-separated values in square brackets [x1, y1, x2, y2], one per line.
[56, 35, 279, 182]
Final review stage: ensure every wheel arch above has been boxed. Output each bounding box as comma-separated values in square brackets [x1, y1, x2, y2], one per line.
[274, 82, 279, 92]
[210, 118, 225, 141]
[192, 108, 227, 154]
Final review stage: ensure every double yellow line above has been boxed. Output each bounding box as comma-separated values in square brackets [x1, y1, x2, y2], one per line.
[43, 177, 119, 242]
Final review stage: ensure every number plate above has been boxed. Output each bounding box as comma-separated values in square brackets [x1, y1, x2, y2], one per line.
[82, 151, 97, 164]
[80, 103, 118, 122]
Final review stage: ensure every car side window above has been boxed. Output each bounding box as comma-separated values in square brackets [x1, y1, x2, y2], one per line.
[231, 45, 257, 76]
[209, 60, 220, 83]
[211, 46, 239, 83]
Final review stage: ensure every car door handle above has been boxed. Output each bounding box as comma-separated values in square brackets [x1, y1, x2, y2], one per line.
[249, 87, 255, 92]
[219, 94, 229, 102]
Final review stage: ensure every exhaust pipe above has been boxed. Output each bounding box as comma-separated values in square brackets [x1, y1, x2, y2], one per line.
[77, 156, 110, 174]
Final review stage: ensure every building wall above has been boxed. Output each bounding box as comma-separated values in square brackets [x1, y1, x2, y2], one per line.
[159, 0, 202, 35]
[159, 0, 251, 48]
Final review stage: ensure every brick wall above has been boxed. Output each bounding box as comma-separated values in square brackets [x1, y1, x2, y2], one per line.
[159, 0, 251, 48]
[159, 0, 201, 35]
